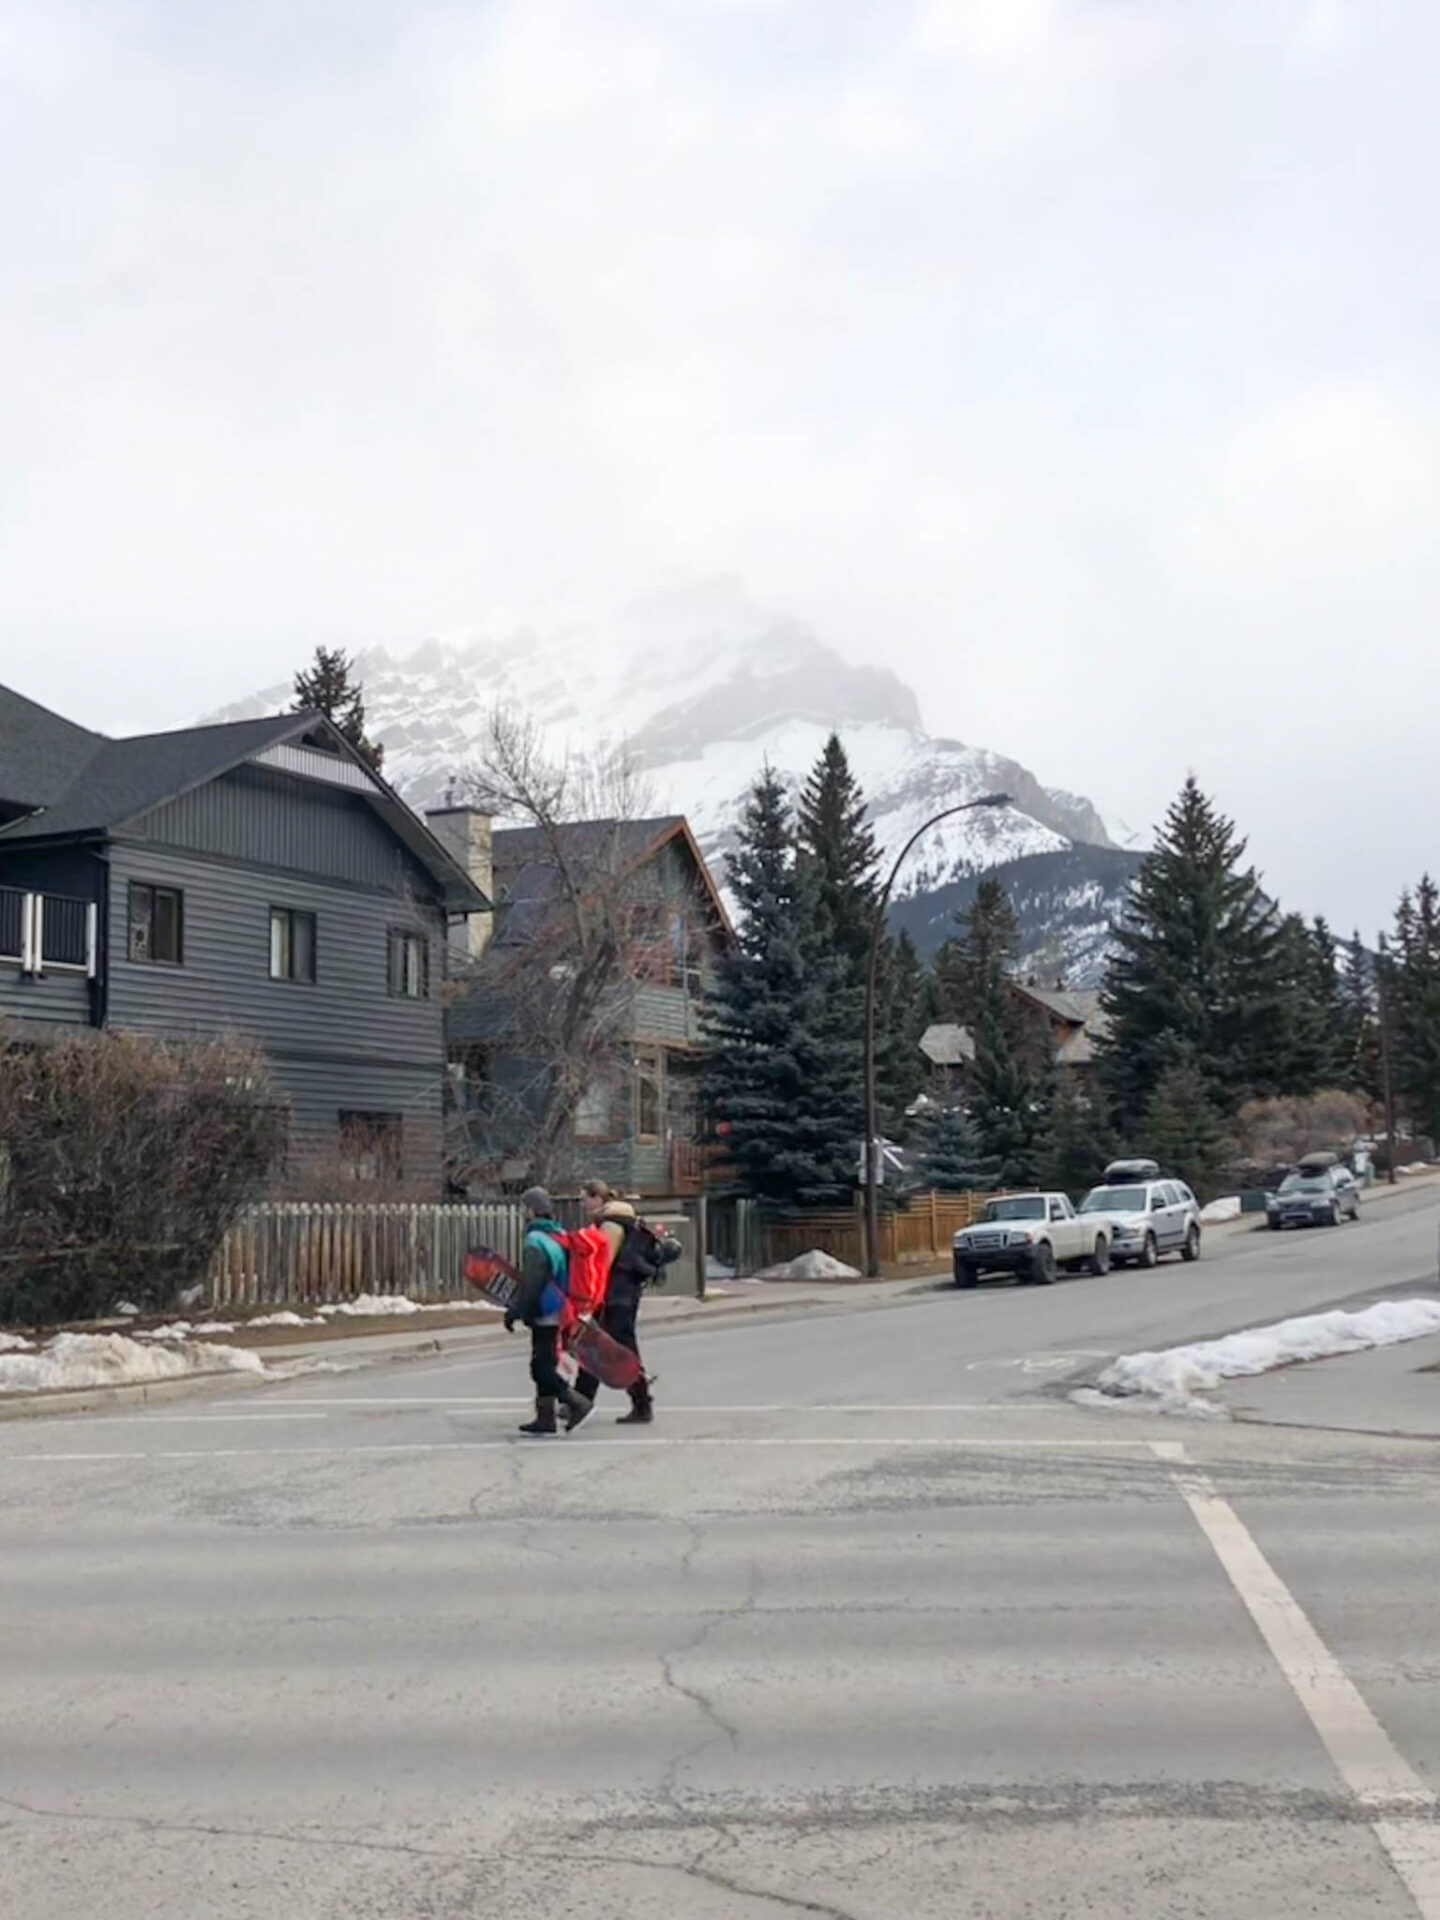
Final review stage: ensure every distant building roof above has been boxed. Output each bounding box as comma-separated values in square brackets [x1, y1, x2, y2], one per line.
[920, 1023, 977, 1067]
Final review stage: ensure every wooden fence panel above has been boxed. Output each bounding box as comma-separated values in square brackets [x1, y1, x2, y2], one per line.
[756, 1190, 1006, 1273]
[207, 1201, 528, 1308]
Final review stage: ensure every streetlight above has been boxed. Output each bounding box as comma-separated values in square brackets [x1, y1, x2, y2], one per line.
[863, 792, 1013, 1277]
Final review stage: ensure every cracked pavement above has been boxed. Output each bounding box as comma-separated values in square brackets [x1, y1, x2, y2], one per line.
[2, 1187, 1439, 1917]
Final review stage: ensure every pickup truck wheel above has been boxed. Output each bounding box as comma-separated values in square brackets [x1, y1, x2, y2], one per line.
[954, 1260, 979, 1290]
[1030, 1242, 1057, 1286]
[1088, 1238, 1111, 1277]
[1138, 1232, 1159, 1270]
[1181, 1225, 1201, 1263]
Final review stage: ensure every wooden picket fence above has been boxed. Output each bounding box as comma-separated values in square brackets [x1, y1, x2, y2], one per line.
[208, 1201, 527, 1308]
[759, 1191, 995, 1272]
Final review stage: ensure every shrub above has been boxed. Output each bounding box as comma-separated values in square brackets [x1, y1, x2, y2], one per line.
[0, 1028, 288, 1325]
[1237, 1090, 1371, 1168]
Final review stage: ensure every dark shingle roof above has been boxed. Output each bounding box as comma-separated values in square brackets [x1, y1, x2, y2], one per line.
[0, 684, 106, 815]
[0, 710, 307, 840]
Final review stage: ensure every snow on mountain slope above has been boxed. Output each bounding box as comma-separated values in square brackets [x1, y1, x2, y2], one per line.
[209, 583, 1126, 917]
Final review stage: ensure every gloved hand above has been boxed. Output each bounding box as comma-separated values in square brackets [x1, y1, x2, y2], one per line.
[504, 1312, 517, 1333]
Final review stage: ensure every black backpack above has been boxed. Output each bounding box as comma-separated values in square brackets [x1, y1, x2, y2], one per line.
[616, 1217, 684, 1286]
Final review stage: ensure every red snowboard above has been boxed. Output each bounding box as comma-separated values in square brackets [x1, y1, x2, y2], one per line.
[567, 1317, 644, 1392]
[463, 1247, 522, 1313]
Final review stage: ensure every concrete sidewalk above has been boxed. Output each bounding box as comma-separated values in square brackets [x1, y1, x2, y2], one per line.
[1218, 1327, 1440, 1439]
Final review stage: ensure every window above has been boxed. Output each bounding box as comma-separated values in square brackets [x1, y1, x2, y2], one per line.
[128, 883, 183, 965]
[269, 907, 316, 983]
[574, 1075, 617, 1142]
[634, 1048, 664, 1140]
[339, 1111, 404, 1183]
[388, 928, 429, 998]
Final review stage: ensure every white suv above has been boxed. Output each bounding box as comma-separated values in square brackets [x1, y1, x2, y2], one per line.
[1078, 1164, 1202, 1268]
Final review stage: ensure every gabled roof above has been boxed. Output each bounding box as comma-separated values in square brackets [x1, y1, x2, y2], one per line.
[1010, 982, 1104, 1028]
[0, 684, 106, 816]
[0, 682, 486, 911]
[920, 1022, 977, 1067]
[490, 815, 731, 944]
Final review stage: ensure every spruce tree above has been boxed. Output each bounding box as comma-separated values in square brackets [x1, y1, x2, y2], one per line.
[1140, 1051, 1232, 1200]
[1032, 1074, 1114, 1200]
[1338, 933, 1382, 1100]
[795, 734, 881, 972]
[875, 929, 927, 1131]
[1392, 876, 1440, 1143]
[1099, 777, 1280, 1132]
[292, 646, 384, 770]
[934, 878, 1021, 1030]
[1267, 915, 1344, 1095]
[703, 770, 860, 1207]
[913, 1102, 994, 1193]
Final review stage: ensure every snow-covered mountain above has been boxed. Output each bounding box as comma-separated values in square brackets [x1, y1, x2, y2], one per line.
[209, 583, 1136, 977]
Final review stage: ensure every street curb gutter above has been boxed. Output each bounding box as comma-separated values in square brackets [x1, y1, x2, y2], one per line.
[0, 1289, 836, 1423]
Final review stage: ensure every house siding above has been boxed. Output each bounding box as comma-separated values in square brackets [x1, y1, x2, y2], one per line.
[0, 963, 91, 1027]
[106, 842, 448, 1191]
[132, 762, 434, 895]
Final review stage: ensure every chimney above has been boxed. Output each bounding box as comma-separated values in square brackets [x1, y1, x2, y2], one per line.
[425, 803, 494, 960]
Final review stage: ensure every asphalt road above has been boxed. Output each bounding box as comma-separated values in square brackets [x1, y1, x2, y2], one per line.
[3, 1188, 1440, 1920]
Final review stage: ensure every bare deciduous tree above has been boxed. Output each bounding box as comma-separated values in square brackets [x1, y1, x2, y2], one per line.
[0, 1028, 288, 1325]
[446, 707, 666, 1193]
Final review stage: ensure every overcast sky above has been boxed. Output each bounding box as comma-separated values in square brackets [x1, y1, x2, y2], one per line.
[2, 0, 1437, 934]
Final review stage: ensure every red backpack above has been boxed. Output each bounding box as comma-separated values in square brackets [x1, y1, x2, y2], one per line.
[556, 1225, 611, 1330]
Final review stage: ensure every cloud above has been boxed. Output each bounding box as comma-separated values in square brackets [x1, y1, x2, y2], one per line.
[0, 0, 1438, 939]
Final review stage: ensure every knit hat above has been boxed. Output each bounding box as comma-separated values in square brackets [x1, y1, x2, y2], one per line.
[521, 1186, 553, 1217]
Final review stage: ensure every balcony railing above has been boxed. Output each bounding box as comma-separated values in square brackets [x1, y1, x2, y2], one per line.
[0, 887, 98, 977]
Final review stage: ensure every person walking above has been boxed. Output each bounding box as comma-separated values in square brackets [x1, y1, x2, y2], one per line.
[574, 1179, 654, 1425]
[505, 1187, 593, 1437]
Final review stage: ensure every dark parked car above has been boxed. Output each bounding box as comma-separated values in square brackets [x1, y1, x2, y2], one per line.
[1266, 1157, 1361, 1230]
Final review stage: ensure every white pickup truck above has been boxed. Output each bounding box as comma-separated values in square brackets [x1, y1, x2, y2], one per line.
[952, 1193, 1112, 1288]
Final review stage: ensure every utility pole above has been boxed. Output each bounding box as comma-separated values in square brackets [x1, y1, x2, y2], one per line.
[863, 792, 1011, 1277]
[1376, 934, 1398, 1187]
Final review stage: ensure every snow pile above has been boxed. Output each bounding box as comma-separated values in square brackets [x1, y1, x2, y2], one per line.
[0, 1332, 36, 1353]
[247, 1310, 317, 1328]
[1083, 1298, 1440, 1417]
[1200, 1196, 1242, 1224]
[133, 1321, 237, 1341]
[316, 1294, 495, 1319]
[759, 1250, 862, 1281]
[0, 1331, 266, 1396]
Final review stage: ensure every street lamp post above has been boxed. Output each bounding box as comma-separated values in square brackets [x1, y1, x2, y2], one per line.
[863, 793, 1012, 1278]
[1376, 934, 1399, 1188]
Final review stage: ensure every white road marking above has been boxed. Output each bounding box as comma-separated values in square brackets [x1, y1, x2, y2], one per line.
[245, 1398, 1068, 1412]
[5, 1436, 1153, 1463]
[18, 1412, 332, 1425]
[1153, 1440, 1440, 1920]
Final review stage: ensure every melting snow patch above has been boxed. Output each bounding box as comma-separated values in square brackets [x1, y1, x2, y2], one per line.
[758, 1250, 862, 1281]
[1200, 1196, 1242, 1224]
[0, 1332, 36, 1354]
[0, 1332, 266, 1396]
[316, 1295, 495, 1318]
[1080, 1298, 1440, 1418]
[246, 1310, 319, 1329]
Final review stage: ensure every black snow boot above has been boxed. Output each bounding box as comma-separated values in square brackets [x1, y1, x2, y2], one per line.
[563, 1388, 594, 1433]
[518, 1397, 558, 1437]
[616, 1380, 654, 1426]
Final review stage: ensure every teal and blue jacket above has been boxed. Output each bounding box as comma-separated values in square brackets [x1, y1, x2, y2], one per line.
[515, 1218, 568, 1327]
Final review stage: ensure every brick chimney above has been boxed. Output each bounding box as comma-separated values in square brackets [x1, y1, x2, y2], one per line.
[425, 802, 494, 960]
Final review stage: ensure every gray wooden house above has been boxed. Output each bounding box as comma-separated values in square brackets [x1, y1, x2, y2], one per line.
[0, 682, 486, 1192]
[435, 809, 730, 1198]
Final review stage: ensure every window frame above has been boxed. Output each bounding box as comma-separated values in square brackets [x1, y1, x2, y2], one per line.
[573, 1071, 621, 1144]
[387, 927, 430, 1000]
[633, 1046, 665, 1143]
[338, 1110, 405, 1183]
[127, 881, 184, 966]
[268, 906, 317, 985]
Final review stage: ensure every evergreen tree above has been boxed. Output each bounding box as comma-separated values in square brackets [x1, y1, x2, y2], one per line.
[968, 1000, 1044, 1188]
[1032, 1074, 1114, 1200]
[934, 879, 1021, 1031]
[292, 646, 384, 770]
[1338, 933, 1382, 1100]
[913, 1102, 994, 1193]
[1267, 915, 1344, 1095]
[795, 734, 881, 972]
[703, 770, 860, 1207]
[875, 929, 927, 1132]
[1392, 876, 1440, 1143]
[1140, 1051, 1232, 1200]
[1099, 777, 1280, 1132]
